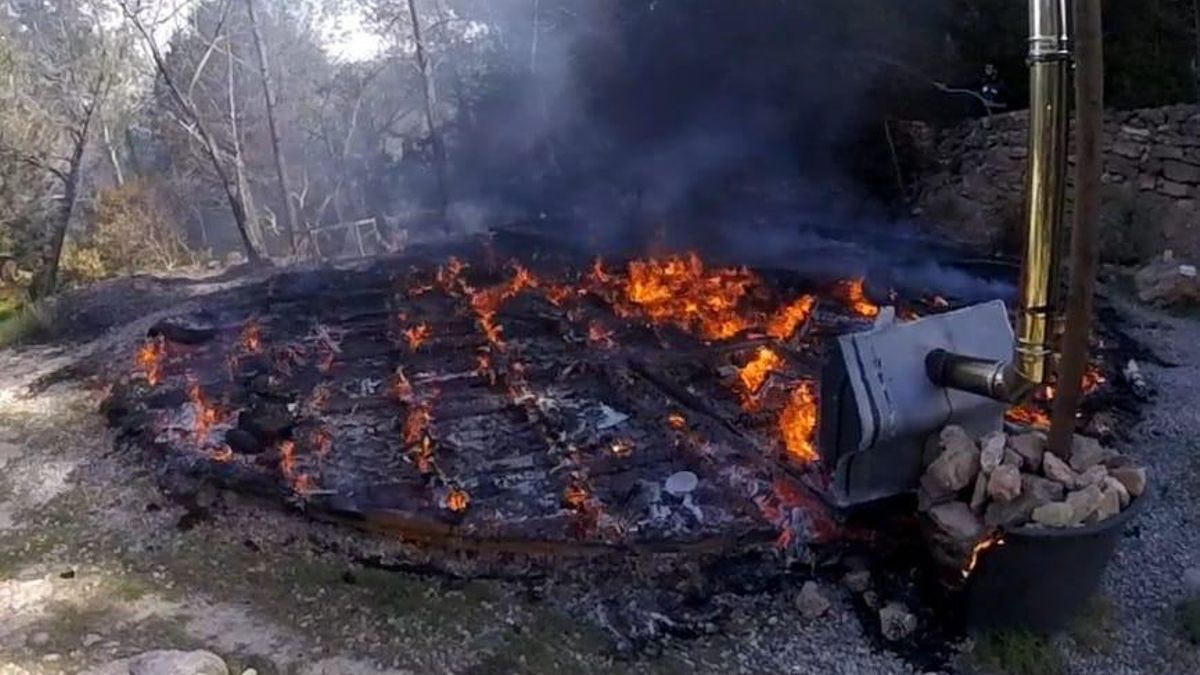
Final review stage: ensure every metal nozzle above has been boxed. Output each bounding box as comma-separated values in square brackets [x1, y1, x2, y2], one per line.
[927, 0, 1072, 402]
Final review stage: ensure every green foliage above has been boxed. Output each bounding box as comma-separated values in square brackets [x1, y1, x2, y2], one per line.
[82, 179, 195, 278]
[970, 630, 1065, 675]
[1068, 595, 1118, 654]
[0, 297, 56, 346]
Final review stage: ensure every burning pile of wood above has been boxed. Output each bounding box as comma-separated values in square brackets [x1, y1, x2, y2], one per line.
[919, 424, 1148, 580]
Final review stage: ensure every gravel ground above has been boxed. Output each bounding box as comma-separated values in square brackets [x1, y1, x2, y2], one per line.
[1058, 298, 1200, 675]
[0, 276, 1197, 674]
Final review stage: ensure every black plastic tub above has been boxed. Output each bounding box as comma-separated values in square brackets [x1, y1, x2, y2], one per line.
[965, 491, 1149, 634]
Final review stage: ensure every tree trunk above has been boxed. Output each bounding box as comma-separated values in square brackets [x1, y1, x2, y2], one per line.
[245, 0, 299, 257]
[1049, 0, 1104, 457]
[122, 5, 262, 263]
[226, 39, 263, 253]
[102, 122, 124, 186]
[406, 0, 451, 230]
[35, 130, 89, 299]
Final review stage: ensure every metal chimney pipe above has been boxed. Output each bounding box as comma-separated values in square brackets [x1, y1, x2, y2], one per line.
[926, 0, 1072, 401]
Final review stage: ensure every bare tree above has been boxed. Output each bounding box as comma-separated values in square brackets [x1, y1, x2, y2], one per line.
[406, 0, 451, 227]
[0, 1, 121, 297]
[245, 0, 300, 256]
[118, 0, 264, 263]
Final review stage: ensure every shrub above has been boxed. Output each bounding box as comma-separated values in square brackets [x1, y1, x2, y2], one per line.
[86, 179, 195, 276]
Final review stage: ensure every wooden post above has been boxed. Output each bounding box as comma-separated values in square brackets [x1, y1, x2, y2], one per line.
[1049, 0, 1104, 458]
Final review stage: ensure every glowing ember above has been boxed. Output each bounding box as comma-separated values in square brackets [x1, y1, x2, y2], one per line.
[392, 369, 415, 404]
[766, 295, 816, 340]
[278, 440, 297, 479]
[738, 346, 783, 404]
[543, 284, 574, 307]
[211, 445, 233, 463]
[1006, 404, 1051, 428]
[667, 412, 688, 430]
[779, 382, 819, 463]
[475, 351, 497, 386]
[311, 427, 333, 458]
[609, 439, 634, 457]
[835, 279, 880, 318]
[563, 481, 590, 510]
[622, 253, 756, 340]
[588, 321, 616, 349]
[436, 256, 469, 294]
[403, 401, 433, 446]
[188, 379, 222, 439]
[240, 322, 263, 353]
[962, 533, 1006, 579]
[403, 323, 432, 351]
[446, 488, 471, 513]
[413, 435, 436, 475]
[135, 336, 167, 386]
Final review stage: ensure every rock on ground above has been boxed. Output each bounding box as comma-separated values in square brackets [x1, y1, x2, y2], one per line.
[795, 581, 832, 620]
[878, 603, 918, 642]
[85, 650, 229, 675]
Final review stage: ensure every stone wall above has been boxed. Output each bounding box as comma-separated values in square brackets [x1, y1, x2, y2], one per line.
[905, 105, 1200, 263]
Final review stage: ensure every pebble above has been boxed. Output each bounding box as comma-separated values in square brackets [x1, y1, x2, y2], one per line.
[82, 633, 103, 647]
[795, 581, 831, 620]
[29, 632, 50, 647]
[879, 603, 917, 642]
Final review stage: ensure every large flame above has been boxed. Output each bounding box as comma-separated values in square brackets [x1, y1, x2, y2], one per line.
[187, 378, 222, 440]
[962, 533, 1006, 579]
[836, 279, 880, 318]
[779, 382, 819, 463]
[766, 295, 817, 340]
[738, 346, 783, 408]
[622, 253, 757, 340]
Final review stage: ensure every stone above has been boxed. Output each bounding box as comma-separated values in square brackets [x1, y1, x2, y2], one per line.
[1159, 180, 1192, 198]
[224, 428, 264, 455]
[1077, 465, 1109, 489]
[795, 581, 831, 620]
[987, 465, 1022, 503]
[664, 471, 698, 497]
[85, 650, 229, 675]
[1184, 567, 1200, 597]
[922, 427, 980, 494]
[82, 634, 103, 647]
[863, 590, 882, 609]
[1070, 435, 1117, 472]
[29, 632, 50, 646]
[1110, 466, 1148, 497]
[980, 431, 1006, 474]
[844, 570, 871, 594]
[1112, 140, 1144, 158]
[879, 603, 918, 642]
[1003, 448, 1024, 469]
[969, 471, 989, 512]
[985, 475, 1065, 528]
[1032, 502, 1075, 528]
[1042, 452, 1078, 488]
[1135, 256, 1200, 308]
[1104, 476, 1131, 508]
[928, 501, 983, 542]
[1163, 159, 1200, 184]
[1066, 485, 1105, 524]
[1009, 432, 1045, 472]
[1088, 486, 1122, 524]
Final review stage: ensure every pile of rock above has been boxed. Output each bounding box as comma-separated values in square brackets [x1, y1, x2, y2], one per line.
[919, 425, 1147, 573]
[1135, 250, 1200, 308]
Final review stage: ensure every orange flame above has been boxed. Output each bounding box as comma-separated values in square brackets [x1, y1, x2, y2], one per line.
[436, 257, 469, 294]
[188, 379, 222, 439]
[212, 445, 234, 463]
[414, 435, 435, 475]
[447, 488, 471, 513]
[962, 533, 1006, 579]
[544, 284, 574, 307]
[622, 253, 756, 340]
[135, 337, 167, 386]
[403, 323, 432, 351]
[403, 401, 433, 446]
[609, 439, 634, 457]
[240, 322, 263, 353]
[1006, 404, 1051, 429]
[278, 440, 297, 479]
[668, 412, 688, 431]
[588, 321, 616, 349]
[563, 481, 591, 510]
[392, 369, 415, 404]
[766, 295, 817, 340]
[836, 279, 880, 318]
[311, 427, 333, 458]
[738, 346, 784, 403]
[779, 382, 819, 463]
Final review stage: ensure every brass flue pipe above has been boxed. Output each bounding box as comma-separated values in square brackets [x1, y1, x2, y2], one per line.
[926, 0, 1072, 402]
